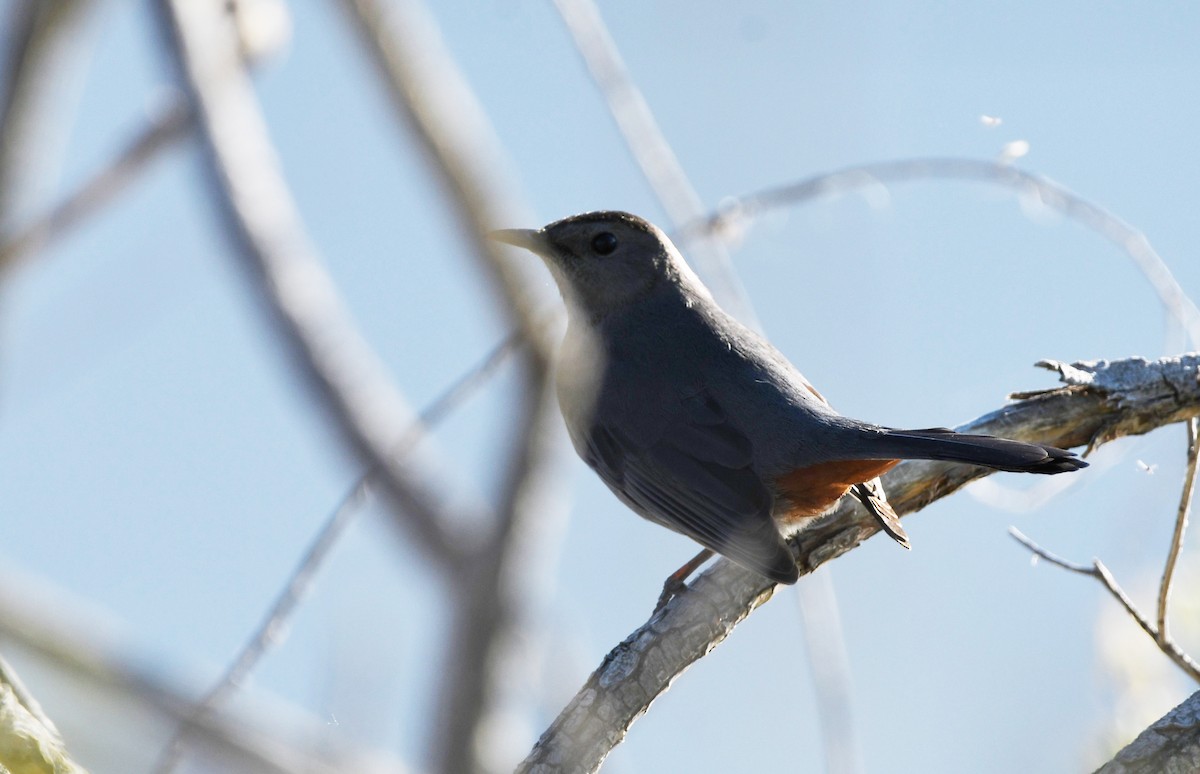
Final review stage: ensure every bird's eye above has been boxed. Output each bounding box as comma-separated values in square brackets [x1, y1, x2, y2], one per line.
[591, 232, 618, 256]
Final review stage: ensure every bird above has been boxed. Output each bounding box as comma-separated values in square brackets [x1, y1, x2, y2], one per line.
[492, 211, 1086, 587]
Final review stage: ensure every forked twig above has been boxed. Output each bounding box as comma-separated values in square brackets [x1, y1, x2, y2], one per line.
[1009, 527, 1200, 683]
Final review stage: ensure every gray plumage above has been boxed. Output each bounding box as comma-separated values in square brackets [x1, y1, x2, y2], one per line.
[493, 211, 1085, 584]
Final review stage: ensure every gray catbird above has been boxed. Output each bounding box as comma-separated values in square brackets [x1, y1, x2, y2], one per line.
[493, 211, 1085, 585]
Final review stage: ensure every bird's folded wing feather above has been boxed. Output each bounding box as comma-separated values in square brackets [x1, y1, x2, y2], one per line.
[581, 391, 797, 583]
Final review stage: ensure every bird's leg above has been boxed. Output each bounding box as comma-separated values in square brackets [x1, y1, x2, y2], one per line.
[654, 548, 715, 611]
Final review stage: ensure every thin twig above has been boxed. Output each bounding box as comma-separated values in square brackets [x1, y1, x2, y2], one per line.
[0, 98, 190, 273]
[0, 1, 289, 274]
[1158, 417, 1199, 643]
[1008, 526, 1095, 575]
[154, 332, 523, 773]
[1009, 527, 1200, 683]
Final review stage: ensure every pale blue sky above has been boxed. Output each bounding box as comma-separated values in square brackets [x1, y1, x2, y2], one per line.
[2, 2, 1199, 772]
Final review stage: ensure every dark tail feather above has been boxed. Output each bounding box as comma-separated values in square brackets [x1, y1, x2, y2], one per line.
[877, 427, 1087, 474]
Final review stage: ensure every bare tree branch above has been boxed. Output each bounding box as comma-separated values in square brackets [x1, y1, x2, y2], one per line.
[519, 352, 1200, 773]
[153, 0, 473, 573]
[1008, 410, 1200, 685]
[1008, 526, 1200, 683]
[1095, 689, 1200, 773]
[335, 0, 551, 361]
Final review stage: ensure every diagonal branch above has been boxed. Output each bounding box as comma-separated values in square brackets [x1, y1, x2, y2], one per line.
[0, 98, 189, 273]
[519, 352, 1200, 773]
[154, 333, 521, 774]
[153, 0, 472, 572]
[0, 0, 91, 230]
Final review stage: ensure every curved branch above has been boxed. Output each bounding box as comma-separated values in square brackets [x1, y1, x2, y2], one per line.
[519, 352, 1200, 773]
[678, 158, 1200, 349]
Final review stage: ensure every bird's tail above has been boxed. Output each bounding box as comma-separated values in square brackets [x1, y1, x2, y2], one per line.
[872, 427, 1086, 473]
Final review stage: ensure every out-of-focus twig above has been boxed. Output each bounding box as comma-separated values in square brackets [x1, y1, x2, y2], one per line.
[681, 157, 1200, 350]
[1159, 417, 1199, 643]
[0, 99, 190, 273]
[154, 332, 523, 774]
[335, 3, 564, 773]
[154, 0, 473, 573]
[519, 353, 1200, 772]
[336, 0, 549, 359]
[551, 0, 756, 325]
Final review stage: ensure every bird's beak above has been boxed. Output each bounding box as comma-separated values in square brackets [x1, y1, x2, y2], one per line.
[489, 228, 548, 256]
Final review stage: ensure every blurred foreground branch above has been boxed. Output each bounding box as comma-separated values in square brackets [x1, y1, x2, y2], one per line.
[0, 582, 396, 774]
[519, 353, 1200, 773]
[155, 0, 475, 572]
[335, 3, 564, 773]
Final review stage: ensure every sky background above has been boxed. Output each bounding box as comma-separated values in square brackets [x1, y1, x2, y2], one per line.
[2, 1, 1200, 772]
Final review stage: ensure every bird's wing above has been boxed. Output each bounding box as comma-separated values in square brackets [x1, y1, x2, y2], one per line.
[581, 390, 798, 584]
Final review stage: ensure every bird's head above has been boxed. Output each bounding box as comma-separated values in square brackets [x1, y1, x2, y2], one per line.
[492, 211, 691, 319]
